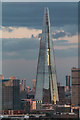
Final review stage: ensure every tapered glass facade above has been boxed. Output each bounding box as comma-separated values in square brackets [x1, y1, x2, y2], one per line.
[35, 8, 59, 104]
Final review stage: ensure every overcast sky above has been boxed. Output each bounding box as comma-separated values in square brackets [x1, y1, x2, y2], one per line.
[2, 2, 78, 87]
[1, 0, 79, 2]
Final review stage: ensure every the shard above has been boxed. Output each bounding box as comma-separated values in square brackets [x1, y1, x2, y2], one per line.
[35, 8, 59, 104]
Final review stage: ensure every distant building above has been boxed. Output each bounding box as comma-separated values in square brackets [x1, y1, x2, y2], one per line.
[0, 74, 4, 80]
[2, 78, 20, 110]
[9, 76, 16, 80]
[65, 75, 71, 104]
[26, 83, 36, 100]
[20, 79, 26, 92]
[71, 68, 80, 106]
[58, 85, 65, 105]
[26, 86, 30, 93]
[21, 99, 42, 112]
[20, 79, 27, 100]
[27, 91, 34, 99]
[21, 79, 26, 91]
[66, 75, 70, 91]
[31, 100, 42, 110]
[32, 79, 36, 93]
[21, 99, 31, 113]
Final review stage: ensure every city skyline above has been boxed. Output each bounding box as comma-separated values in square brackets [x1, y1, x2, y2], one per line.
[2, 2, 78, 87]
[0, 2, 80, 119]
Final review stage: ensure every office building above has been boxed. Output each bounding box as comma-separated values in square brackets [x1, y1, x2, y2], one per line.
[58, 86, 65, 105]
[35, 8, 59, 104]
[32, 79, 36, 93]
[66, 75, 70, 91]
[2, 78, 20, 110]
[71, 68, 80, 106]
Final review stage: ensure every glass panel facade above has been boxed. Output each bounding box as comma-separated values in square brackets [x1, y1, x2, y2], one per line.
[35, 8, 59, 104]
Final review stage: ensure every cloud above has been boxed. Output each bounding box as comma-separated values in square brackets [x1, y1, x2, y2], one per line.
[1, 26, 42, 39]
[55, 47, 78, 57]
[2, 37, 78, 62]
[53, 30, 68, 39]
[2, 38, 40, 51]
[2, 26, 14, 32]
[2, 38, 40, 60]
[55, 34, 78, 44]
[2, 25, 78, 55]
[60, 25, 78, 36]
[53, 35, 78, 50]
[54, 40, 77, 50]
[54, 45, 78, 50]
[5, 52, 17, 56]
[2, 2, 78, 27]
[2, 25, 78, 60]
[38, 30, 68, 39]
[38, 28, 78, 45]
[51, 29, 78, 47]
[2, 0, 79, 2]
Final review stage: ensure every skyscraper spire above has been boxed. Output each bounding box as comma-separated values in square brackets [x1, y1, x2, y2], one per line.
[35, 8, 59, 104]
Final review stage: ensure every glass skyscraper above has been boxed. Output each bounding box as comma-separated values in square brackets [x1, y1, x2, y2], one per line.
[35, 8, 59, 104]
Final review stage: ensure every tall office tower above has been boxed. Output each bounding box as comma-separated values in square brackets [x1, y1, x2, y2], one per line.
[66, 75, 70, 91]
[2, 78, 20, 110]
[71, 68, 80, 106]
[32, 79, 36, 92]
[21, 79, 26, 91]
[35, 8, 59, 104]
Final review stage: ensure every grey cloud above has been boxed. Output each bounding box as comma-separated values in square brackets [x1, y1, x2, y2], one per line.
[38, 24, 78, 40]
[53, 31, 67, 39]
[4, 27, 13, 32]
[2, 38, 78, 61]
[38, 32, 69, 40]
[2, 2, 78, 27]
[54, 40, 77, 46]
[6, 27, 13, 32]
[2, 38, 40, 52]
[2, 38, 40, 60]
[61, 25, 78, 36]
[55, 48, 78, 58]
[51, 24, 78, 37]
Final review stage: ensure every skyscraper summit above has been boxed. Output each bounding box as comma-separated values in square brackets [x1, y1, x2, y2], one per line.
[35, 8, 59, 104]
